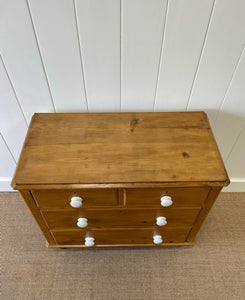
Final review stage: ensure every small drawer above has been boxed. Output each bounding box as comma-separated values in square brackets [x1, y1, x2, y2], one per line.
[51, 227, 191, 246]
[125, 187, 210, 208]
[42, 208, 200, 229]
[32, 189, 118, 209]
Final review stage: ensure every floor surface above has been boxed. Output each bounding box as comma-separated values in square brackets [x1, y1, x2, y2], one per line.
[1, 192, 245, 300]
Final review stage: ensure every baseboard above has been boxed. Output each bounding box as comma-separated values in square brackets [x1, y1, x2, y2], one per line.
[222, 178, 245, 192]
[0, 178, 15, 192]
[1, 177, 245, 192]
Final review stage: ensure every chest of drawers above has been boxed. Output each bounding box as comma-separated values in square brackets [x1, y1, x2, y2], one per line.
[12, 112, 229, 248]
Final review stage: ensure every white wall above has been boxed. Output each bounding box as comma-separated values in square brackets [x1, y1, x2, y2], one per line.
[0, 0, 244, 192]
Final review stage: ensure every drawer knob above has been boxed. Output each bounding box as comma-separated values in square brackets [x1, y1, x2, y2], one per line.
[153, 235, 163, 244]
[156, 216, 167, 226]
[160, 196, 173, 207]
[85, 237, 95, 247]
[77, 218, 88, 228]
[70, 196, 83, 208]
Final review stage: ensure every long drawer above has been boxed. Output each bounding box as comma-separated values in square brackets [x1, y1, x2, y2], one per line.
[125, 187, 210, 207]
[52, 227, 191, 246]
[32, 189, 118, 208]
[42, 208, 200, 229]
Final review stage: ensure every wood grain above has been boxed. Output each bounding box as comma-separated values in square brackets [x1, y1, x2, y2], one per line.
[51, 227, 191, 246]
[12, 112, 229, 248]
[12, 182, 227, 190]
[42, 207, 200, 230]
[32, 189, 118, 209]
[19, 190, 56, 245]
[125, 187, 210, 208]
[186, 187, 222, 242]
[12, 112, 229, 187]
[46, 241, 192, 248]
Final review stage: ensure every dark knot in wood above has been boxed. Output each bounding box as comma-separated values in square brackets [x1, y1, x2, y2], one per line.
[130, 118, 139, 132]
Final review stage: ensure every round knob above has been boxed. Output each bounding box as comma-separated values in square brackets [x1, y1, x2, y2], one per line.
[160, 196, 173, 207]
[70, 196, 83, 208]
[85, 237, 95, 247]
[153, 235, 163, 244]
[156, 216, 167, 226]
[77, 218, 88, 228]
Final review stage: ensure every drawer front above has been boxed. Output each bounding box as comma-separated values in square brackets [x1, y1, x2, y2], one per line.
[42, 208, 200, 229]
[32, 189, 118, 208]
[125, 187, 210, 208]
[52, 227, 191, 246]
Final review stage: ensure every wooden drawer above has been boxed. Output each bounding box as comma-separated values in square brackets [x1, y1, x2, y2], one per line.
[52, 227, 191, 246]
[42, 208, 200, 229]
[125, 187, 210, 208]
[32, 189, 118, 209]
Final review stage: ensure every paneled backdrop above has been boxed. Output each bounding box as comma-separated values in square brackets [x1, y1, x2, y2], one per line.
[0, 0, 244, 191]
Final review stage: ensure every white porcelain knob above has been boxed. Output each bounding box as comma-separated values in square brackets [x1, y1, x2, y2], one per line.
[85, 237, 95, 247]
[70, 196, 83, 208]
[77, 218, 88, 228]
[153, 235, 163, 244]
[160, 196, 173, 207]
[156, 216, 167, 226]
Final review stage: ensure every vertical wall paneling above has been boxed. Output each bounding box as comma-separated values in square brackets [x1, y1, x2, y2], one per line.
[213, 46, 245, 161]
[0, 0, 54, 123]
[75, 0, 120, 111]
[0, 57, 28, 161]
[122, 0, 168, 111]
[0, 0, 245, 191]
[225, 126, 245, 178]
[154, 0, 214, 111]
[28, 0, 87, 112]
[0, 135, 16, 191]
[187, 0, 245, 125]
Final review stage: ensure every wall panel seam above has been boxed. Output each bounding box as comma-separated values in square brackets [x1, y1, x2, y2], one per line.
[225, 125, 244, 163]
[73, 0, 89, 112]
[0, 56, 28, 126]
[213, 43, 245, 127]
[120, 0, 122, 112]
[0, 133, 17, 164]
[185, 0, 216, 111]
[153, 0, 169, 112]
[26, 0, 56, 112]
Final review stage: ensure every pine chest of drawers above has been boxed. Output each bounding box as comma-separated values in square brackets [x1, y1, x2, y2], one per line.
[12, 112, 229, 248]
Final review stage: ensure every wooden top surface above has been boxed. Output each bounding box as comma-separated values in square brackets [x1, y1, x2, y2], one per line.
[12, 112, 229, 188]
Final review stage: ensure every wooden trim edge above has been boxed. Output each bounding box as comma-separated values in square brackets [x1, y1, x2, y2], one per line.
[46, 242, 193, 248]
[186, 187, 222, 242]
[19, 190, 56, 245]
[13, 181, 229, 190]
[204, 113, 230, 186]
